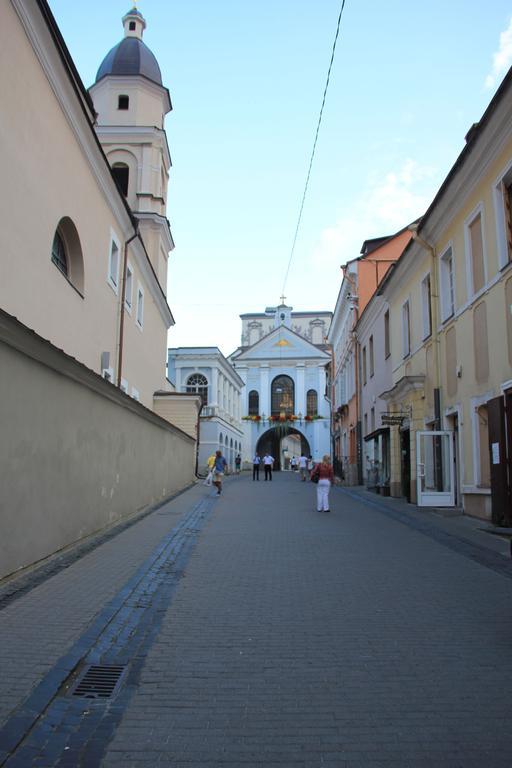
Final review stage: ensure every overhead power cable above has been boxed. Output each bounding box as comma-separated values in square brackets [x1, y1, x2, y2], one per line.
[281, 0, 347, 297]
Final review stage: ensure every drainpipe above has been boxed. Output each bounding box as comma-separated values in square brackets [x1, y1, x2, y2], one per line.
[409, 228, 445, 492]
[408, 228, 441, 428]
[117, 230, 139, 388]
[328, 341, 337, 470]
[341, 266, 361, 483]
[195, 401, 204, 478]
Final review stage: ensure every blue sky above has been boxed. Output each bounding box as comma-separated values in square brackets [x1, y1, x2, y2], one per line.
[49, 0, 512, 355]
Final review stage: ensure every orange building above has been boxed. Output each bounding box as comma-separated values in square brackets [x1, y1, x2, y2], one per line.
[328, 226, 413, 483]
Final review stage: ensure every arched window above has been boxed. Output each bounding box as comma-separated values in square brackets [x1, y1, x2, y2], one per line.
[51, 230, 67, 276]
[50, 217, 84, 295]
[111, 162, 129, 196]
[307, 389, 318, 417]
[186, 373, 208, 405]
[248, 390, 259, 415]
[271, 375, 294, 417]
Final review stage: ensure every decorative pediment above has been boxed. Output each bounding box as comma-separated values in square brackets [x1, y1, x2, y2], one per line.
[233, 325, 330, 362]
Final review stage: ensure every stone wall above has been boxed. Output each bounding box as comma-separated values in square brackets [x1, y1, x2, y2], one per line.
[0, 310, 196, 581]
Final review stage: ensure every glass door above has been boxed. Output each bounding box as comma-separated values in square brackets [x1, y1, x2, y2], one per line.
[416, 431, 454, 507]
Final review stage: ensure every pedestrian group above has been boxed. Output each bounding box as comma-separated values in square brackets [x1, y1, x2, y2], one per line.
[205, 448, 335, 514]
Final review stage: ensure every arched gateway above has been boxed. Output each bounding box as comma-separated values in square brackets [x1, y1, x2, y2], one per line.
[255, 427, 311, 471]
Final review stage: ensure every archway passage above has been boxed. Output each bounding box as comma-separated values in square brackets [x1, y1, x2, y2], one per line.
[255, 427, 311, 471]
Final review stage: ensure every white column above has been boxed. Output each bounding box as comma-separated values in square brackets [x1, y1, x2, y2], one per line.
[296, 364, 305, 417]
[260, 364, 270, 417]
[175, 366, 182, 393]
[237, 367, 248, 413]
[217, 373, 223, 408]
[211, 368, 218, 406]
[317, 364, 327, 416]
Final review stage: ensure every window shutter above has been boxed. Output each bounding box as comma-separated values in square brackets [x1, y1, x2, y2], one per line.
[469, 214, 485, 293]
[502, 181, 512, 261]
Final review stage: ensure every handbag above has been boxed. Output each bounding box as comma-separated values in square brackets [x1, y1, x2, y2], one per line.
[311, 470, 319, 484]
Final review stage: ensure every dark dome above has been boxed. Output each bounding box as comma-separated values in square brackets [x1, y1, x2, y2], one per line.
[95, 37, 162, 86]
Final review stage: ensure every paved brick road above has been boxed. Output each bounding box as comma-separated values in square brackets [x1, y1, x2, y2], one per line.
[2, 473, 512, 767]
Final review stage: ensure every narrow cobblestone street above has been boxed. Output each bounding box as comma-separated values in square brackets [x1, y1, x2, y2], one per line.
[2, 473, 512, 767]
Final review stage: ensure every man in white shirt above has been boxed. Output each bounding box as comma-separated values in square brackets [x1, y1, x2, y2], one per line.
[298, 454, 308, 481]
[263, 453, 274, 481]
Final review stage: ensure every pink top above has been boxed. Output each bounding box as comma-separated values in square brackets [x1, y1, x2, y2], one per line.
[314, 463, 334, 481]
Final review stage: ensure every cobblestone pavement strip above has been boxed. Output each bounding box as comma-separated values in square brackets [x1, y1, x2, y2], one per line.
[3, 474, 512, 767]
[0, 481, 213, 759]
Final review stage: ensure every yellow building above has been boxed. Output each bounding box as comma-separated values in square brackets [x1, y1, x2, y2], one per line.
[379, 67, 512, 519]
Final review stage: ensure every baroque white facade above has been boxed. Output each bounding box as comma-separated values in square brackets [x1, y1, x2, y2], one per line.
[230, 303, 332, 468]
[167, 347, 244, 470]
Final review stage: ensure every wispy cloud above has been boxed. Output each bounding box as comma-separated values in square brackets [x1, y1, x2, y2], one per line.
[485, 17, 512, 90]
[311, 159, 435, 267]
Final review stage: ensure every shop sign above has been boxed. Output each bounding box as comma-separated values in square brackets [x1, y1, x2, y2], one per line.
[381, 413, 407, 426]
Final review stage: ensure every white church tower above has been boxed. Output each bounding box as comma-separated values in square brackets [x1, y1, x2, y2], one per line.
[89, 6, 174, 289]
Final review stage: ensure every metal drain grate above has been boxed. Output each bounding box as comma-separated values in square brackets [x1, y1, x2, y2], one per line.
[71, 664, 127, 699]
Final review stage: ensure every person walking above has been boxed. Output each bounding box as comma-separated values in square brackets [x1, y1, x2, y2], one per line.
[263, 453, 274, 481]
[311, 454, 334, 512]
[212, 450, 227, 496]
[298, 453, 308, 481]
[235, 454, 241, 474]
[307, 455, 314, 479]
[203, 452, 216, 486]
[290, 456, 297, 473]
[252, 453, 261, 481]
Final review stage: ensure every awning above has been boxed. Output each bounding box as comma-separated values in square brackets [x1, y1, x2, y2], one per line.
[363, 426, 390, 443]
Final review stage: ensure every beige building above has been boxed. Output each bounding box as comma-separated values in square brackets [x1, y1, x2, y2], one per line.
[378, 67, 512, 518]
[0, 1, 201, 580]
[0, 1, 175, 409]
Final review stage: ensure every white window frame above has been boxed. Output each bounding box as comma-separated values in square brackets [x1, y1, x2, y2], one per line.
[124, 262, 134, 313]
[493, 159, 512, 270]
[401, 299, 411, 359]
[464, 203, 487, 299]
[439, 243, 455, 322]
[470, 393, 493, 488]
[136, 283, 144, 330]
[384, 309, 390, 359]
[107, 230, 122, 294]
[421, 271, 432, 340]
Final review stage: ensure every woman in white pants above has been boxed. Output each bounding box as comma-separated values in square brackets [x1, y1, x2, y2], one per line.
[312, 455, 334, 512]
